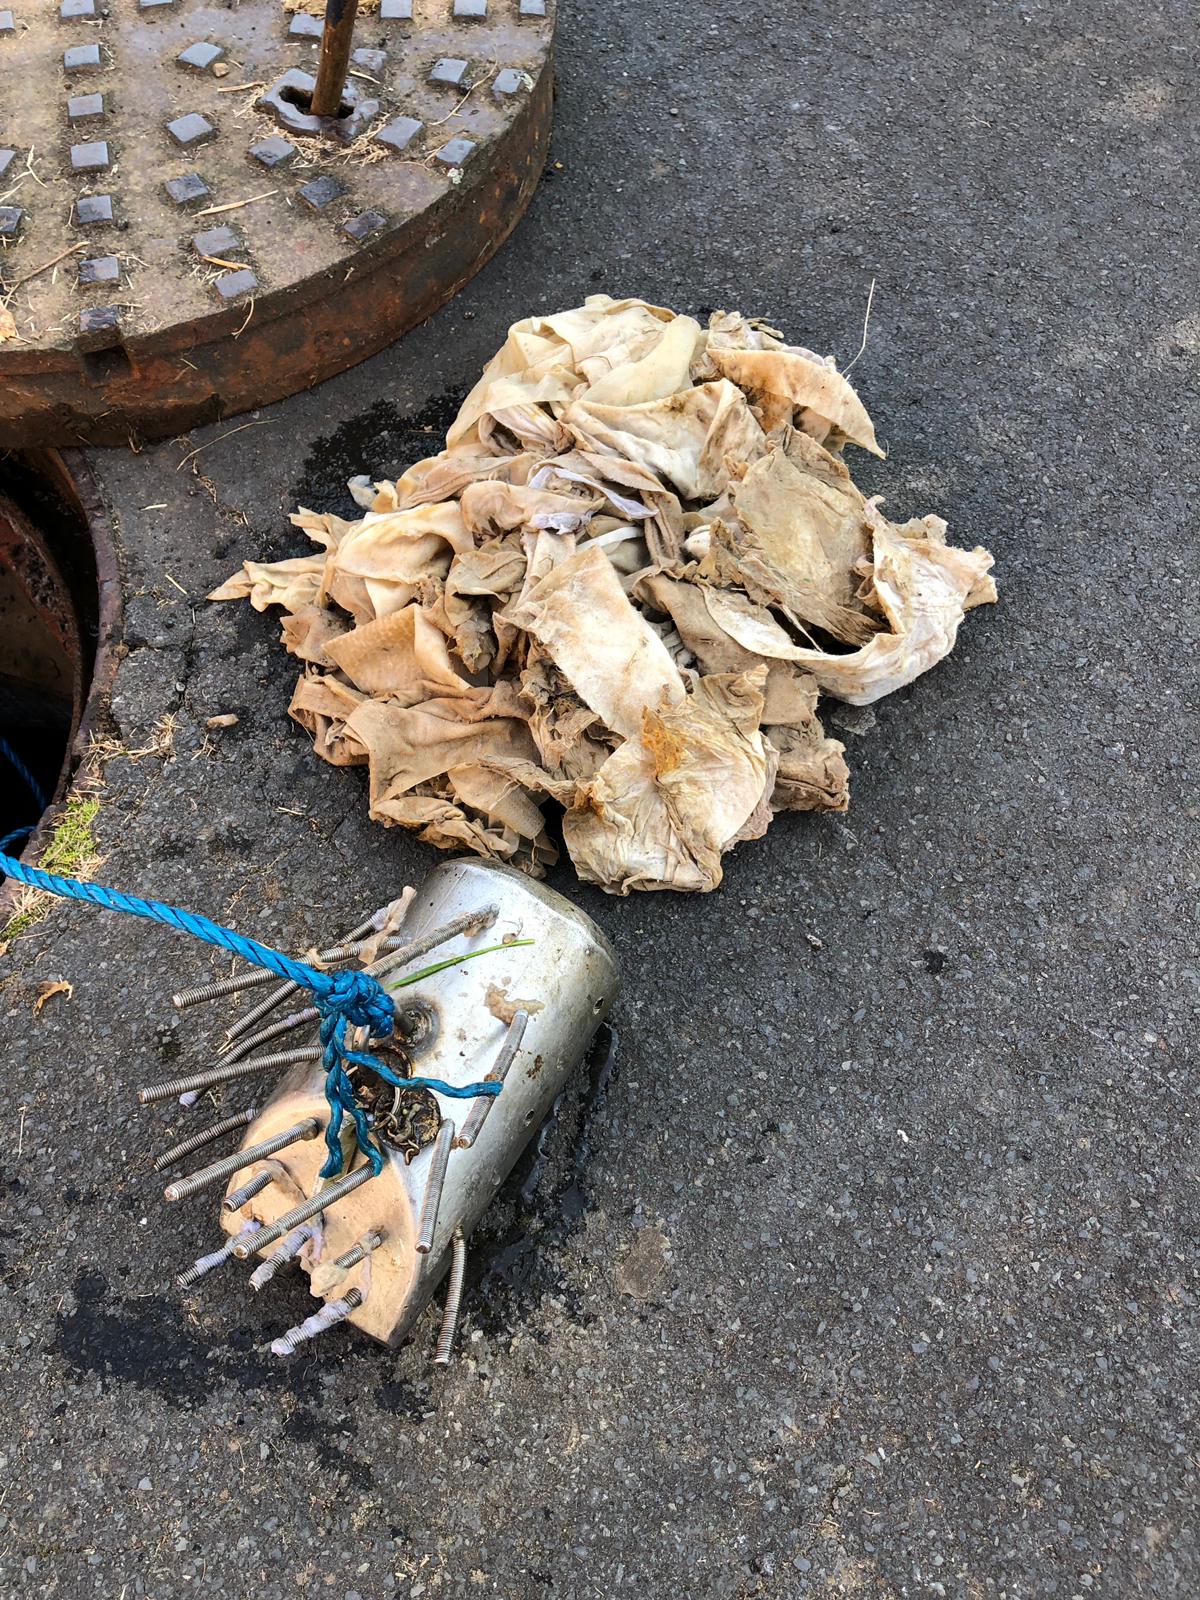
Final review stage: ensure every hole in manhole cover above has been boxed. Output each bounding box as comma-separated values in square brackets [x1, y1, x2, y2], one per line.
[0, 452, 119, 848]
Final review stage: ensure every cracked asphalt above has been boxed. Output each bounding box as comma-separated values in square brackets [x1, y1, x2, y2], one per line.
[2, 1, 1199, 1596]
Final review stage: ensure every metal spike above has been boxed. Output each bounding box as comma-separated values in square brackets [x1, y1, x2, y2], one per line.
[171, 968, 281, 1009]
[153, 1106, 256, 1172]
[223, 1166, 277, 1212]
[232, 1165, 376, 1258]
[138, 1046, 322, 1105]
[334, 1229, 383, 1271]
[371, 905, 499, 983]
[455, 1009, 530, 1150]
[163, 1118, 321, 1203]
[223, 979, 300, 1043]
[433, 1228, 467, 1367]
[224, 912, 381, 1042]
[219, 1005, 319, 1064]
[311, 1228, 385, 1296]
[271, 1288, 364, 1357]
[416, 1118, 456, 1255]
[176, 1238, 238, 1290]
[249, 1223, 316, 1291]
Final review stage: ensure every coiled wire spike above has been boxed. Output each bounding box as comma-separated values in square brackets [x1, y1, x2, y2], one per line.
[371, 906, 499, 982]
[171, 898, 410, 1011]
[177, 1222, 257, 1289]
[219, 1005, 319, 1064]
[335, 1229, 383, 1271]
[224, 910, 381, 1041]
[433, 1229, 467, 1367]
[311, 1229, 384, 1296]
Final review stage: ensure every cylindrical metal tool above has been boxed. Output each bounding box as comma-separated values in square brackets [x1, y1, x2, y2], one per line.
[218, 859, 618, 1347]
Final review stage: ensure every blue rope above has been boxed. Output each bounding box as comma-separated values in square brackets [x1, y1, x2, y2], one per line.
[0, 846, 501, 1177]
[0, 735, 47, 814]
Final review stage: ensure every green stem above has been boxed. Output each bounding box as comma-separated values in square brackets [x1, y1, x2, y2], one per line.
[387, 938, 534, 991]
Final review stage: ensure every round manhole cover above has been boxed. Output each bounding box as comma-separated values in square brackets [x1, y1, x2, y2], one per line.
[0, 0, 554, 445]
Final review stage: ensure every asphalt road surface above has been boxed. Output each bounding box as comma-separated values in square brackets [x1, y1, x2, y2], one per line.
[2, 1, 1197, 1595]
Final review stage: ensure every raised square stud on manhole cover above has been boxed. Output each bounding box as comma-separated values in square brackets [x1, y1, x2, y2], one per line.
[80, 306, 120, 334]
[167, 113, 215, 147]
[249, 136, 295, 169]
[297, 174, 345, 210]
[75, 193, 114, 225]
[79, 255, 120, 285]
[435, 136, 476, 167]
[519, 0, 547, 14]
[454, 0, 487, 16]
[68, 93, 105, 121]
[61, 0, 96, 18]
[215, 267, 257, 301]
[376, 116, 422, 153]
[493, 68, 526, 96]
[429, 58, 468, 87]
[380, 0, 413, 17]
[0, 206, 23, 239]
[71, 141, 110, 171]
[288, 13, 322, 36]
[0, 149, 15, 179]
[343, 210, 386, 243]
[193, 224, 241, 258]
[164, 172, 210, 206]
[179, 42, 225, 72]
[64, 43, 101, 69]
[352, 48, 387, 73]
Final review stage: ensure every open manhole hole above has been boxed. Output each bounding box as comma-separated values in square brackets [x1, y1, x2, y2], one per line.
[0, 451, 119, 850]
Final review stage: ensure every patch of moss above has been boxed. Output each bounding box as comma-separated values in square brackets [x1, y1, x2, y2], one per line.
[1, 793, 101, 944]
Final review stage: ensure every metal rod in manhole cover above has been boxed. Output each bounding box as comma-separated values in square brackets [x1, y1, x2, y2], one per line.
[312, 0, 362, 119]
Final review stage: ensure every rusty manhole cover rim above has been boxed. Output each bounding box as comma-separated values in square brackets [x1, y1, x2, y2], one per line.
[0, 0, 555, 445]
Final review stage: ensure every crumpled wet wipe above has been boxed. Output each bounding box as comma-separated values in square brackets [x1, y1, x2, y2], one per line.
[212, 297, 997, 894]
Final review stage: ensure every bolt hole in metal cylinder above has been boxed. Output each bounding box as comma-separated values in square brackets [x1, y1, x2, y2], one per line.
[216, 860, 618, 1348]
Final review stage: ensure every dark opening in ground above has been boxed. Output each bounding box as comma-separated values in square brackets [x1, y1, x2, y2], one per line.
[0, 453, 102, 843]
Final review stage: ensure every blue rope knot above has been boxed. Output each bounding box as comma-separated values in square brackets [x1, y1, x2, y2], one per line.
[318, 967, 395, 1040]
